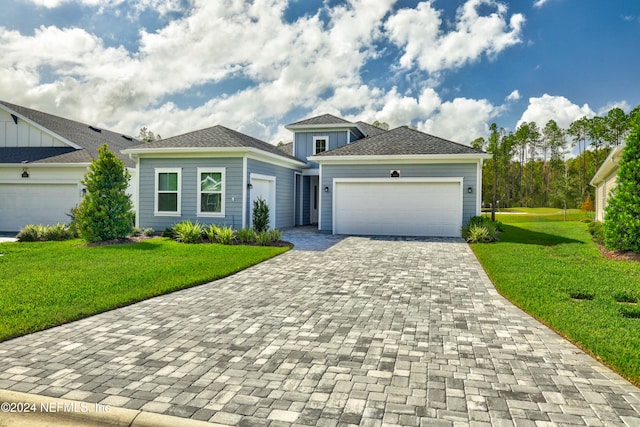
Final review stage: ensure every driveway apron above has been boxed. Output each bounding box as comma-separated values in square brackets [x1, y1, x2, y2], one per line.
[0, 233, 639, 426]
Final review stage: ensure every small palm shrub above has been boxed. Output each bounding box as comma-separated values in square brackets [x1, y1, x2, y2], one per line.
[238, 227, 256, 244]
[267, 228, 281, 243]
[254, 229, 282, 246]
[17, 224, 45, 242]
[172, 220, 203, 243]
[42, 223, 75, 241]
[216, 226, 236, 245]
[462, 216, 501, 243]
[252, 197, 270, 233]
[204, 224, 221, 243]
[17, 224, 75, 242]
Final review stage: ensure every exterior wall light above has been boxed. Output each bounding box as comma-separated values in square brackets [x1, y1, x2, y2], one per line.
[247, 183, 253, 190]
[467, 186, 473, 193]
[21, 168, 29, 178]
[324, 186, 329, 193]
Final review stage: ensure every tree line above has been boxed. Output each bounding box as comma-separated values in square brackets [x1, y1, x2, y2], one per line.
[472, 105, 640, 215]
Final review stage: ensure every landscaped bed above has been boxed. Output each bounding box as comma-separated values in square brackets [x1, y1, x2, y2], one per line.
[471, 211, 640, 385]
[0, 238, 288, 342]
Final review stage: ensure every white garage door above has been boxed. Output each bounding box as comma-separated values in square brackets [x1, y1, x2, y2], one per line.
[0, 184, 79, 232]
[334, 180, 462, 237]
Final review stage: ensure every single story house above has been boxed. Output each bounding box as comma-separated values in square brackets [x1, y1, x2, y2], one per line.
[0, 101, 141, 232]
[123, 114, 490, 237]
[590, 142, 625, 222]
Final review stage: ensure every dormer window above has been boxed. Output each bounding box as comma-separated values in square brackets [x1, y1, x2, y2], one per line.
[314, 136, 328, 154]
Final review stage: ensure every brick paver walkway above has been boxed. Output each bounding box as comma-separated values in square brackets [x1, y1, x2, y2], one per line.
[0, 232, 639, 426]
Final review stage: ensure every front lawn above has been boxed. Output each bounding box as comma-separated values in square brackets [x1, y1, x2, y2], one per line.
[471, 216, 640, 385]
[0, 238, 288, 342]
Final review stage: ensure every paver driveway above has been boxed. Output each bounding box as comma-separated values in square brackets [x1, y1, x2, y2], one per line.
[1, 232, 639, 426]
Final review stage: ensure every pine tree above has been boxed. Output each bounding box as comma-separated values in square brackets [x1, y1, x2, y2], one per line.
[73, 144, 134, 242]
[603, 119, 640, 253]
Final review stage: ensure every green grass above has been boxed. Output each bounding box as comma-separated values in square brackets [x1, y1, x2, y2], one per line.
[471, 210, 640, 385]
[0, 238, 288, 342]
[482, 207, 594, 222]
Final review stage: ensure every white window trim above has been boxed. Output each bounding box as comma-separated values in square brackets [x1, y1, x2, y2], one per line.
[313, 136, 329, 154]
[197, 167, 226, 217]
[154, 168, 181, 217]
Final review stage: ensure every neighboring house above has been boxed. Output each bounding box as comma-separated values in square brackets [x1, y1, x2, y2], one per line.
[590, 142, 625, 222]
[123, 113, 490, 237]
[0, 101, 141, 232]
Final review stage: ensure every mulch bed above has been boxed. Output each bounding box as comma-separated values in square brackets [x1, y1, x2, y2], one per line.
[597, 243, 640, 262]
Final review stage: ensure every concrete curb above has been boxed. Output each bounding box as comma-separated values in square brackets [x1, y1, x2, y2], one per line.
[0, 389, 230, 427]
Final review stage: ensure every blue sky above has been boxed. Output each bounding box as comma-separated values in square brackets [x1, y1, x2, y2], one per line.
[1, 0, 638, 145]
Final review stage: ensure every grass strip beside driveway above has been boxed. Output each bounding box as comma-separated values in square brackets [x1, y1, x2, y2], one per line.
[471, 220, 640, 385]
[0, 238, 288, 342]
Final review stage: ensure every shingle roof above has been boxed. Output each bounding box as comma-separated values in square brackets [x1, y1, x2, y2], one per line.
[277, 142, 293, 156]
[0, 147, 86, 163]
[286, 114, 354, 127]
[0, 101, 141, 167]
[138, 125, 301, 162]
[315, 126, 486, 157]
[355, 121, 387, 137]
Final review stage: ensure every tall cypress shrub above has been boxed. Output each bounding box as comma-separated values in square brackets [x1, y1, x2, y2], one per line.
[73, 144, 134, 242]
[603, 119, 640, 253]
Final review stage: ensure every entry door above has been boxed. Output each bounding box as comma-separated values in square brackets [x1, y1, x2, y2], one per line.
[250, 175, 276, 230]
[310, 176, 319, 224]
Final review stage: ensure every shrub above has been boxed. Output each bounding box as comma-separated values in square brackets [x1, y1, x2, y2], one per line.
[462, 216, 501, 243]
[130, 227, 155, 237]
[17, 224, 75, 242]
[216, 226, 236, 245]
[252, 197, 270, 233]
[604, 120, 640, 253]
[162, 227, 175, 238]
[588, 221, 604, 245]
[267, 228, 281, 243]
[238, 227, 256, 244]
[72, 144, 134, 242]
[42, 223, 75, 241]
[255, 231, 272, 246]
[172, 220, 203, 244]
[204, 224, 221, 243]
[17, 224, 45, 242]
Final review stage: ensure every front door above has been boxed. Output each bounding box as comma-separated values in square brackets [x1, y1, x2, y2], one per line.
[250, 175, 276, 230]
[310, 176, 319, 224]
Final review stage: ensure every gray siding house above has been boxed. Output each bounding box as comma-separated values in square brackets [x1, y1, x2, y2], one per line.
[123, 114, 489, 237]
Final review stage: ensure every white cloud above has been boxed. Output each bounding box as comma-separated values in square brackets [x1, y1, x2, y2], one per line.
[597, 100, 631, 116]
[385, 0, 524, 74]
[506, 90, 520, 101]
[24, 0, 185, 15]
[3, 0, 515, 147]
[420, 97, 496, 144]
[533, 0, 551, 8]
[518, 94, 595, 129]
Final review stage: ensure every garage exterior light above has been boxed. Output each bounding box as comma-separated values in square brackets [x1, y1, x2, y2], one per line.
[468, 186, 473, 193]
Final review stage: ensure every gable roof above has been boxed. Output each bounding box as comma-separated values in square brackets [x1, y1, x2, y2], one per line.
[0, 101, 140, 167]
[123, 125, 304, 166]
[286, 114, 353, 127]
[312, 126, 488, 158]
[355, 121, 387, 137]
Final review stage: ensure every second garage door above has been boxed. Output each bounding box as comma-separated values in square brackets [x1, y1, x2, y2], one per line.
[333, 179, 462, 237]
[0, 183, 79, 232]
